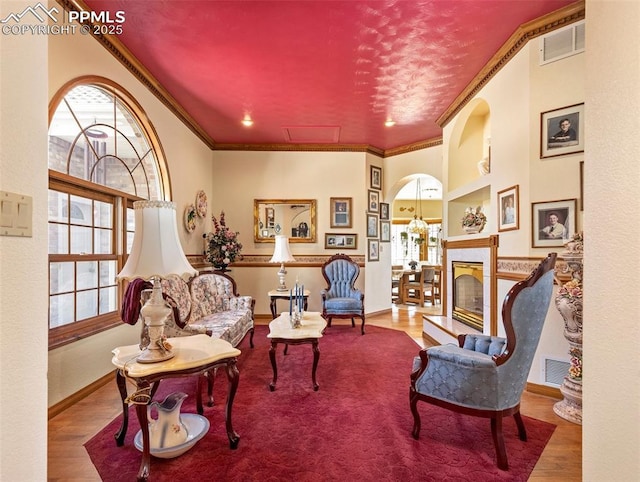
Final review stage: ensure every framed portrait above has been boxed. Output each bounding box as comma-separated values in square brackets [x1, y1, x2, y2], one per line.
[540, 103, 585, 158]
[531, 198, 577, 248]
[380, 220, 391, 242]
[330, 197, 352, 228]
[370, 165, 382, 190]
[366, 213, 379, 238]
[324, 233, 357, 249]
[579, 161, 584, 211]
[367, 190, 379, 213]
[379, 202, 389, 220]
[497, 185, 519, 232]
[368, 239, 380, 262]
[265, 206, 275, 228]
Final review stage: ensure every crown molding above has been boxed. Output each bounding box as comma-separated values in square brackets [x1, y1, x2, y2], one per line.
[58, 0, 584, 158]
[436, 1, 585, 128]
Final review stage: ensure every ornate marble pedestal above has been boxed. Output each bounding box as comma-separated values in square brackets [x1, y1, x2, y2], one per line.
[553, 249, 583, 425]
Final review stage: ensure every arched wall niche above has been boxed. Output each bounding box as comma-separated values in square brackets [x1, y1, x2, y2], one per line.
[448, 98, 491, 192]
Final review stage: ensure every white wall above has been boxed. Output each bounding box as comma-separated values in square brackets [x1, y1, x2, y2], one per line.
[584, 1, 640, 478]
[209, 150, 368, 315]
[0, 1, 48, 479]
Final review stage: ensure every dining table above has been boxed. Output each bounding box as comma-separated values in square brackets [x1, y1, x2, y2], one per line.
[393, 266, 442, 305]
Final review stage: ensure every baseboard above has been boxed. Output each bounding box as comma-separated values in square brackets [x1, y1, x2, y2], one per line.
[48, 370, 115, 420]
[421, 330, 440, 347]
[526, 381, 562, 399]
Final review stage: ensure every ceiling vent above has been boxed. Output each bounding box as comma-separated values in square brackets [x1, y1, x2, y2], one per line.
[282, 126, 341, 143]
[539, 20, 585, 65]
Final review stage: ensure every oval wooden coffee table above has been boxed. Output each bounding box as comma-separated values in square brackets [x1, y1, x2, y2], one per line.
[267, 311, 327, 391]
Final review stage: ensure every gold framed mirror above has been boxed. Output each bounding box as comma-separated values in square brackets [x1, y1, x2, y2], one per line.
[254, 199, 317, 243]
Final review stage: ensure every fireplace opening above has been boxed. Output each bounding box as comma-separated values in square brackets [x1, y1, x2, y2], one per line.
[452, 261, 483, 331]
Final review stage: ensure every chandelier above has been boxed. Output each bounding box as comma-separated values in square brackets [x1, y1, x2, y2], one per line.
[408, 177, 428, 235]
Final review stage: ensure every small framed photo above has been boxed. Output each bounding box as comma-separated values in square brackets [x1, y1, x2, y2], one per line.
[579, 161, 584, 211]
[380, 220, 391, 242]
[324, 233, 357, 249]
[366, 214, 379, 238]
[497, 185, 519, 232]
[540, 103, 584, 158]
[265, 206, 275, 228]
[380, 202, 389, 220]
[367, 190, 379, 213]
[368, 239, 380, 262]
[370, 165, 382, 190]
[531, 198, 577, 248]
[330, 197, 352, 228]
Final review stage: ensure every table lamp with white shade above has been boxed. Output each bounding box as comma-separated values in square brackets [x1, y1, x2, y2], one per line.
[269, 235, 296, 291]
[117, 200, 197, 363]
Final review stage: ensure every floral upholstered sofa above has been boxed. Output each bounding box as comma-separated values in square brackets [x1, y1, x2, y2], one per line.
[157, 271, 254, 348]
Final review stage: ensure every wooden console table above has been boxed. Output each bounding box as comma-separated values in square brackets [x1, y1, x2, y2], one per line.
[112, 335, 241, 482]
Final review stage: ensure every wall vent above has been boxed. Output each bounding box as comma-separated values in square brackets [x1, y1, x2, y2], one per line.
[539, 20, 585, 65]
[542, 356, 570, 386]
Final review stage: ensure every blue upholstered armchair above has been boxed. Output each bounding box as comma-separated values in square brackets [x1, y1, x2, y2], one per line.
[410, 253, 557, 470]
[321, 254, 365, 334]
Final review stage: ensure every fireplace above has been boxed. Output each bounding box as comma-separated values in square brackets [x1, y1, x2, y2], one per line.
[452, 261, 484, 331]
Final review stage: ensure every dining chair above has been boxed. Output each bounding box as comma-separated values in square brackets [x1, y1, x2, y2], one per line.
[402, 266, 436, 306]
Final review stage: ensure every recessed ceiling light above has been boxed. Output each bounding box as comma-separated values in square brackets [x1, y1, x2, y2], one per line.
[385, 119, 395, 127]
[241, 116, 253, 127]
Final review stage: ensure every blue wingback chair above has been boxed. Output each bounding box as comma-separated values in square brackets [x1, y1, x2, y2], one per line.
[410, 253, 557, 470]
[321, 254, 365, 334]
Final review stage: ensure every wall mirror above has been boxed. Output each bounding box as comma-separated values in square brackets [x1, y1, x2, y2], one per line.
[254, 199, 317, 243]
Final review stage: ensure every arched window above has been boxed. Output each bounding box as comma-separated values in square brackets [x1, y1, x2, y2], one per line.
[48, 77, 169, 348]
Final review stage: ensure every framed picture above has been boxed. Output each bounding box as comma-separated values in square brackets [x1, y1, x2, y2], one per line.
[366, 214, 379, 238]
[368, 239, 380, 262]
[540, 103, 585, 158]
[265, 206, 275, 228]
[380, 220, 391, 242]
[531, 198, 577, 248]
[367, 190, 379, 213]
[324, 233, 357, 249]
[497, 185, 519, 232]
[380, 202, 389, 220]
[579, 161, 584, 211]
[370, 165, 382, 190]
[330, 197, 352, 228]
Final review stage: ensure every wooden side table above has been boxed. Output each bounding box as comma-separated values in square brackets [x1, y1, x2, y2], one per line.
[268, 289, 310, 319]
[112, 335, 241, 482]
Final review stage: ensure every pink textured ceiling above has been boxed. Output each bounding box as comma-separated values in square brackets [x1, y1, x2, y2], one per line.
[83, 0, 575, 151]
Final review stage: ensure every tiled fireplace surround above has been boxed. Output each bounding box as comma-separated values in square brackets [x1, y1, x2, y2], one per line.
[423, 236, 498, 345]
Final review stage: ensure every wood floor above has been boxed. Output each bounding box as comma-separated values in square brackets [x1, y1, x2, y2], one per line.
[47, 306, 581, 481]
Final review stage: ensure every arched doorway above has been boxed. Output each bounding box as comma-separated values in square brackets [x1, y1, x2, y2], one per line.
[391, 174, 443, 268]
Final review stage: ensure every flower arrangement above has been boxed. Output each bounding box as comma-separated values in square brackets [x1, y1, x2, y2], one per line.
[564, 231, 584, 253]
[462, 206, 487, 229]
[557, 278, 582, 300]
[203, 211, 243, 270]
[568, 347, 582, 380]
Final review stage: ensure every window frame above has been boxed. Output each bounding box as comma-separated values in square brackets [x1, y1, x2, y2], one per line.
[48, 77, 170, 349]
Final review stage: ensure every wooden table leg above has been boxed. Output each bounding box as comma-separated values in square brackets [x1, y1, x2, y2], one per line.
[114, 370, 128, 446]
[269, 340, 278, 391]
[224, 359, 240, 449]
[311, 340, 320, 391]
[134, 382, 152, 482]
[270, 297, 277, 319]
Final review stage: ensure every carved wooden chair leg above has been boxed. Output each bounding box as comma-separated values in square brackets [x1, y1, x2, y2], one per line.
[514, 412, 527, 441]
[491, 415, 509, 470]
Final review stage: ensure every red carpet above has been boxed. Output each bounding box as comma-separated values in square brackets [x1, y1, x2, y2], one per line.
[85, 325, 555, 481]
